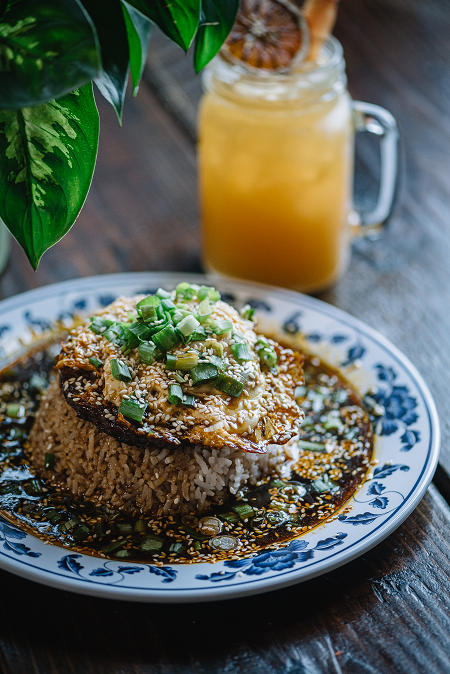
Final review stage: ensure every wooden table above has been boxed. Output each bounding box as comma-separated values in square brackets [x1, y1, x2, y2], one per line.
[1, 1, 450, 671]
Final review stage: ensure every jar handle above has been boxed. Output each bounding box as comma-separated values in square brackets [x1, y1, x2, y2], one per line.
[351, 101, 400, 238]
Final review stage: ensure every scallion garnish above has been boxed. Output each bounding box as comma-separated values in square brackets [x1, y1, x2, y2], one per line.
[165, 354, 178, 370]
[89, 316, 114, 334]
[44, 453, 55, 470]
[156, 287, 172, 299]
[298, 440, 327, 452]
[190, 362, 219, 385]
[197, 298, 212, 323]
[208, 319, 232, 335]
[241, 304, 255, 320]
[172, 371, 186, 384]
[118, 397, 147, 423]
[168, 384, 183, 405]
[176, 282, 197, 299]
[5, 403, 25, 418]
[188, 326, 207, 342]
[214, 374, 244, 398]
[128, 321, 153, 342]
[136, 295, 161, 321]
[209, 355, 226, 372]
[203, 338, 223, 356]
[177, 314, 200, 337]
[138, 342, 160, 365]
[312, 475, 339, 493]
[172, 309, 192, 325]
[258, 346, 277, 369]
[161, 298, 176, 312]
[152, 325, 180, 352]
[110, 358, 132, 382]
[181, 393, 196, 407]
[176, 351, 198, 371]
[88, 356, 103, 368]
[231, 342, 253, 362]
[197, 285, 220, 302]
[103, 323, 128, 349]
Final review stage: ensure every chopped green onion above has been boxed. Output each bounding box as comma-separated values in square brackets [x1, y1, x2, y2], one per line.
[241, 304, 255, 320]
[134, 519, 147, 533]
[144, 314, 171, 336]
[103, 323, 130, 350]
[214, 374, 244, 398]
[209, 355, 226, 372]
[138, 342, 160, 365]
[89, 316, 114, 334]
[176, 282, 197, 299]
[255, 336, 269, 349]
[312, 475, 339, 493]
[180, 525, 207, 540]
[168, 384, 183, 405]
[172, 371, 186, 384]
[136, 295, 160, 321]
[72, 524, 90, 542]
[156, 287, 172, 299]
[208, 319, 232, 335]
[181, 393, 196, 407]
[298, 440, 327, 452]
[127, 312, 136, 322]
[177, 314, 200, 337]
[190, 362, 219, 385]
[188, 326, 207, 342]
[197, 285, 220, 302]
[128, 321, 153, 342]
[233, 504, 255, 519]
[203, 338, 224, 356]
[89, 356, 103, 368]
[0, 484, 21, 496]
[29, 374, 48, 392]
[115, 549, 132, 559]
[153, 325, 181, 352]
[118, 397, 147, 423]
[257, 346, 277, 369]
[172, 310, 190, 325]
[60, 517, 79, 532]
[44, 453, 55, 470]
[176, 351, 199, 371]
[117, 522, 133, 534]
[5, 403, 25, 419]
[110, 358, 132, 383]
[219, 511, 239, 523]
[169, 542, 185, 554]
[102, 539, 127, 554]
[165, 354, 178, 370]
[161, 298, 176, 312]
[197, 298, 212, 323]
[231, 342, 253, 362]
[323, 416, 344, 432]
[140, 534, 165, 551]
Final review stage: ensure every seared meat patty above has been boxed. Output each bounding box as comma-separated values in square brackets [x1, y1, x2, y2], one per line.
[55, 284, 304, 454]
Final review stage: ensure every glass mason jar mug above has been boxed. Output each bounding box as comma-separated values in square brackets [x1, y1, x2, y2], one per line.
[198, 38, 399, 294]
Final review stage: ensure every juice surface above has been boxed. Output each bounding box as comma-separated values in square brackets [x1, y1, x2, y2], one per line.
[199, 90, 354, 292]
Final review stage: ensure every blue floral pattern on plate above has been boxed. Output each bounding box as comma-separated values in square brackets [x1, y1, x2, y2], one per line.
[0, 273, 439, 602]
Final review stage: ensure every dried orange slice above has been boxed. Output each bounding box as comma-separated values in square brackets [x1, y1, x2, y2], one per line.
[222, 0, 309, 73]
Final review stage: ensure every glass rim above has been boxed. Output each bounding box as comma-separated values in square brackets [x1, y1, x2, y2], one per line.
[214, 36, 344, 83]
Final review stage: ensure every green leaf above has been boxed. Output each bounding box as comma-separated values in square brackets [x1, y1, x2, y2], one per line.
[121, 0, 152, 96]
[0, 84, 99, 269]
[0, 0, 101, 109]
[194, 0, 239, 73]
[126, 0, 201, 52]
[80, 0, 129, 123]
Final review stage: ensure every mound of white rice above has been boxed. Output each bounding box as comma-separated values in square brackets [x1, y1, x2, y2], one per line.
[28, 379, 299, 516]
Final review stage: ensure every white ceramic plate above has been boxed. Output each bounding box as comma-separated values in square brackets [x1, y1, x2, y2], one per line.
[0, 273, 440, 602]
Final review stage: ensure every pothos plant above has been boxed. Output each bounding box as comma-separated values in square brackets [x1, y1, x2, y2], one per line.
[0, 0, 239, 269]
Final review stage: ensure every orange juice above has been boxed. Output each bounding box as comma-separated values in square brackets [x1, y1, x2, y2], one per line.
[198, 38, 354, 293]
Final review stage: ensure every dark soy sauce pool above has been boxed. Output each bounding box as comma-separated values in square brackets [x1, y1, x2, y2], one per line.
[0, 344, 374, 565]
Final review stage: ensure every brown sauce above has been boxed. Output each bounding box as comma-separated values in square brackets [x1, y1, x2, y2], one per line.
[0, 344, 373, 564]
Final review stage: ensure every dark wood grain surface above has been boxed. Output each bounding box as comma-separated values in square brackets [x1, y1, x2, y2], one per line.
[0, 488, 449, 674]
[1, 0, 450, 672]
